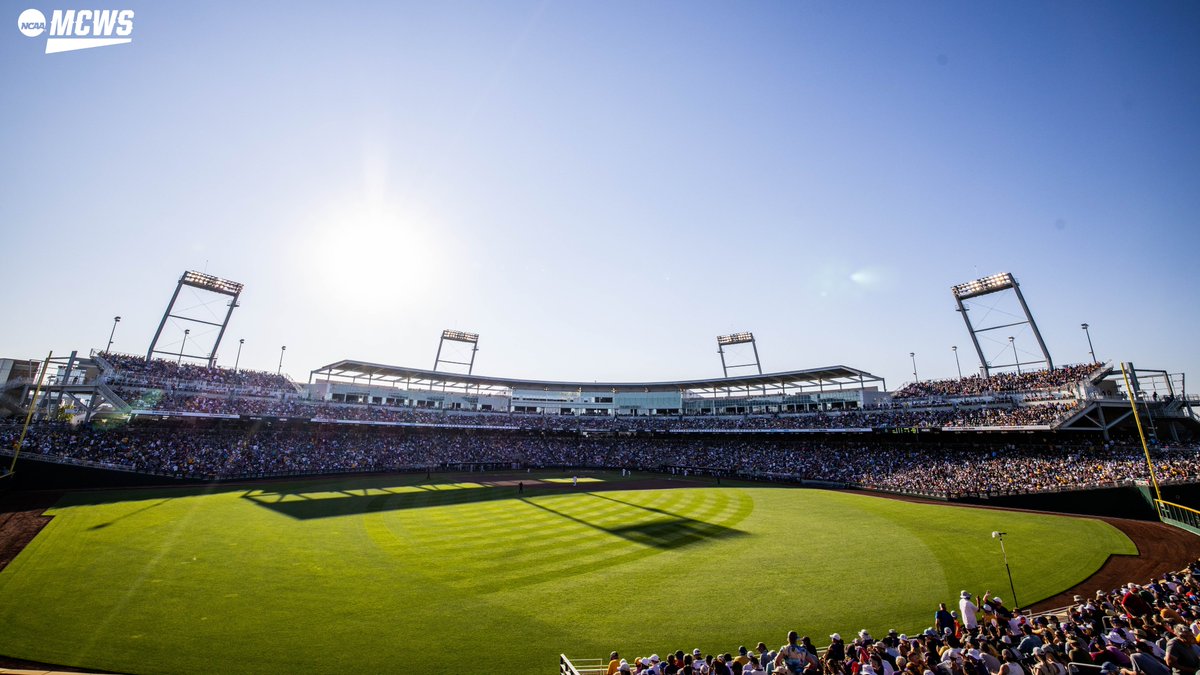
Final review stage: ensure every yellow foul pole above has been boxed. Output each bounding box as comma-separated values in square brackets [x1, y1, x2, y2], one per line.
[5, 351, 53, 477]
[1120, 362, 1161, 503]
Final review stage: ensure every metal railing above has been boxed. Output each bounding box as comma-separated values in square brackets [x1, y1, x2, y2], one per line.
[1155, 499, 1200, 536]
[561, 654, 603, 675]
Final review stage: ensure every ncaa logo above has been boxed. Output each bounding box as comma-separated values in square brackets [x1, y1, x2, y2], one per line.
[17, 8, 46, 37]
[15, 7, 135, 53]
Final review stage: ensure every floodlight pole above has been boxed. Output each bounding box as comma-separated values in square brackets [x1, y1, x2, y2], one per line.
[993, 531, 1019, 608]
[178, 329, 190, 364]
[952, 346, 962, 379]
[955, 299, 990, 378]
[278, 345, 286, 375]
[1009, 337, 1021, 374]
[1082, 323, 1096, 363]
[106, 316, 121, 353]
[910, 352, 919, 383]
[235, 339, 244, 372]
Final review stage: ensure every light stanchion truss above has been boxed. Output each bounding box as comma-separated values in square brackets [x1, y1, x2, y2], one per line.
[716, 331, 762, 378]
[433, 330, 480, 375]
[146, 271, 243, 368]
[951, 272, 1053, 378]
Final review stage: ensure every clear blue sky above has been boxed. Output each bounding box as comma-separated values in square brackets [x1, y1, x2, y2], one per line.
[2, 1, 1197, 389]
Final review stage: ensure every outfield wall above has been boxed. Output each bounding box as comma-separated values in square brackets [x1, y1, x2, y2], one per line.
[954, 486, 1158, 519]
[0, 452, 203, 490]
[949, 482, 1200, 520]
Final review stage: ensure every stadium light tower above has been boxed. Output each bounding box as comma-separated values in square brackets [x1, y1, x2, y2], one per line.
[992, 531, 1019, 608]
[433, 330, 480, 374]
[952, 272, 1053, 377]
[147, 270, 244, 367]
[952, 346, 962, 379]
[234, 338, 244, 373]
[106, 316, 121, 353]
[717, 332, 762, 378]
[278, 345, 286, 375]
[909, 352, 918, 383]
[1081, 323, 1097, 363]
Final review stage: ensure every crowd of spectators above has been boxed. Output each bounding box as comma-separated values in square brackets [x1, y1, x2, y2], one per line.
[893, 364, 1102, 400]
[598, 558, 1200, 675]
[116, 390, 315, 418]
[2, 422, 1196, 495]
[791, 443, 1200, 497]
[943, 404, 1080, 429]
[99, 353, 296, 397]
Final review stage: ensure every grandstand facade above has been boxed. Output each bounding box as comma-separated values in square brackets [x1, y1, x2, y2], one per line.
[306, 360, 888, 416]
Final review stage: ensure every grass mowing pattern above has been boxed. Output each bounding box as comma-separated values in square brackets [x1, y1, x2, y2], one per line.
[0, 472, 1134, 674]
[361, 487, 753, 593]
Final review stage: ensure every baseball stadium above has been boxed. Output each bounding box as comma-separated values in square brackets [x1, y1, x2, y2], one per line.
[1, 270, 1198, 675]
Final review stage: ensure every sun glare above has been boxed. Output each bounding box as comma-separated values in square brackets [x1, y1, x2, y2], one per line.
[296, 197, 447, 309]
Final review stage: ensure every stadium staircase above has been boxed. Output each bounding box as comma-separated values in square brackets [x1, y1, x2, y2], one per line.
[1186, 399, 1200, 425]
[93, 381, 131, 414]
[88, 353, 135, 414]
[1085, 363, 1113, 385]
[1052, 402, 1103, 431]
[91, 352, 115, 373]
[0, 353, 132, 419]
[282, 374, 304, 394]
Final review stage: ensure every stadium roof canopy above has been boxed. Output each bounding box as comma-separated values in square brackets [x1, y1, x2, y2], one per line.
[309, 360, 886, 397]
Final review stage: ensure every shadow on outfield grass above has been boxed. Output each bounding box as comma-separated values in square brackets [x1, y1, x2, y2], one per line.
[87, 498, 171, 530]
[243, 485, 747, 550]
[50, 472, 555, 509]
[243, 481, 562, 520]
[519, 496, 747, 549]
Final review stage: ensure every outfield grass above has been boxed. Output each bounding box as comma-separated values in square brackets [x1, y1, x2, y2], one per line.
[0, 472, 1134, 674]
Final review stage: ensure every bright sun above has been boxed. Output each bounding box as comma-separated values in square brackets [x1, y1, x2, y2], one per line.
[297, 197, 447, 310]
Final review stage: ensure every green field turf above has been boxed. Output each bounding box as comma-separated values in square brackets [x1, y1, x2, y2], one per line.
[0, 471, 1135, 674]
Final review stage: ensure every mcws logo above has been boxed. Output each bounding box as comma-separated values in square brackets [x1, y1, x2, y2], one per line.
[17, 8, 135, 54]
